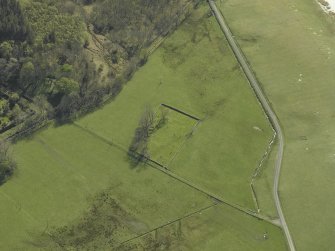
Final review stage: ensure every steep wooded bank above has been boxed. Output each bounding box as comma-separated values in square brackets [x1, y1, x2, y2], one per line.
[0, 0, 200, 184]
[0, 0, 199, 123]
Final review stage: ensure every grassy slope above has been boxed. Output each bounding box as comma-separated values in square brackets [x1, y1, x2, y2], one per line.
[78, 3, 273, 210]
[120, 204, 286, 251]
[0, 124, 212, 250]
[219, 0, 335, 249]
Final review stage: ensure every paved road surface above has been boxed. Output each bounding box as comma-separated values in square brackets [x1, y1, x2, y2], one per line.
[208, 1, 296, 250]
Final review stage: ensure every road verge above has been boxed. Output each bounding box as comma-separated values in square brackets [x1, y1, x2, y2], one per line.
[207, 1, 295, 250]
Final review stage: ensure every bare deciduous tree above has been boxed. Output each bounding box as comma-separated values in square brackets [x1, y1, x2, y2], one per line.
[128, 106, 154, 165]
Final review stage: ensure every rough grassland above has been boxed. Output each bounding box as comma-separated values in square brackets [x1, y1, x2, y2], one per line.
[0, 124, 212, 250]
[119, 204, 286, 251]
[219, 0, 335, 249]
[78, 3, 274, 210]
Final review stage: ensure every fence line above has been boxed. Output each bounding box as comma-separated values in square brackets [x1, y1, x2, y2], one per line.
[161, 103, 200, 121]
[73, 121, 279, 227]
[115, 203, 217, 248]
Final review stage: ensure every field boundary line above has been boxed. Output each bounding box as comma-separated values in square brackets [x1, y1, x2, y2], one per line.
[250, 183, 260, 213]
[147, 36, 166, 56]
[146, 159, 281, 227]
[252, 132, 277, 181]
[73, 122, 162, 165]
[161, 103, 201, 121]
[115, 203, 217, 248]
[250, 131, 277, 214]
[208, 1, 295, 250]
[72, 123, 129, 154]
[149, 103, 201, 168]
[72, 122, 280, 227]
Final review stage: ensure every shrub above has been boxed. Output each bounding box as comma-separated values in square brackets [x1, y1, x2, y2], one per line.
[0, 99, 9, 116]
[55, 77, 79, 95]
[61, 64, 73, 73]
[8, 93, 19, 104]
[0, 41, 13, 58]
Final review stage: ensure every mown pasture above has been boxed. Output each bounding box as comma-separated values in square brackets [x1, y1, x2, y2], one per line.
[0, 2, 286, 250]
[219, 0, 335, 249]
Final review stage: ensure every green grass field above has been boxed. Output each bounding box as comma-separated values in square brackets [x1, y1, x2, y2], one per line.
[253, 140, 279, 219]
[147, 105, 199, 167]
[0, 2, 287, 250]
[0, 124, 212, 250]
[118, 204, 286, 251]
[219, 0, 335, 249]
[78, 3, 274, 209]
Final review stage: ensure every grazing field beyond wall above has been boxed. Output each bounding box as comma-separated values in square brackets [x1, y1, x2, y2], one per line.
[218, 0, 335, 250]
[0, 3, 286, 250]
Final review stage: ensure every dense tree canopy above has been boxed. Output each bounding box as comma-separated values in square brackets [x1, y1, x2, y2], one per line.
[0, 0, 197, 122]
[0, 0, 30, 41]
[91, 0, 192, 59]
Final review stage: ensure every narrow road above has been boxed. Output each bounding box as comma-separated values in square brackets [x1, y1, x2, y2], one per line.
[208, 1, 296, 250]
